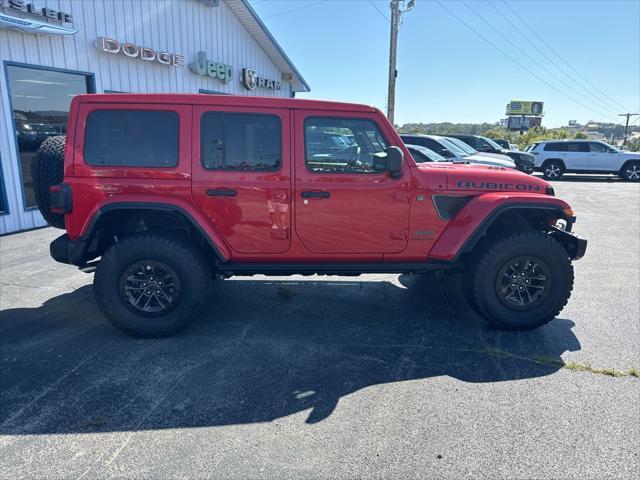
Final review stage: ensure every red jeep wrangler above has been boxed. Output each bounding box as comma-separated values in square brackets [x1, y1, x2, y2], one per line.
[32, 94, 586, 337]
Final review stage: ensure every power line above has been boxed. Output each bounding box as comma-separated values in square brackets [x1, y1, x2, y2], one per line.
[433, 0, 619, 122]
[263, 1, 327, 20]
[500, 0, 633, 113]
[460, 0, 621, 117]
[369, 0, 390, 22]
[486, 0, 623, 116]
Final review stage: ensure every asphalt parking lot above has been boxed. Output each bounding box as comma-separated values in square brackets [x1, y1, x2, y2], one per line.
[1, 176, 638, 479]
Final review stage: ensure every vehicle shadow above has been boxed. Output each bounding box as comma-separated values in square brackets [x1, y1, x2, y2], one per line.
[0, 273, 581, 435]
[532, 173, 625, 183]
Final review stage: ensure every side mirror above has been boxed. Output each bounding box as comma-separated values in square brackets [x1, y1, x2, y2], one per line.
[373, 147, 404, 177]
[385, 146, 403, 177]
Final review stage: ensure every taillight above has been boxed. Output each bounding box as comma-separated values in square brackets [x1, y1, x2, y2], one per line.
[49, 183, 72, 214]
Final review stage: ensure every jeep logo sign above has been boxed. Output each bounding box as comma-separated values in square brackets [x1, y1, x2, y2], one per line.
[97, 37, 184, 67]
[189, 51, 232, 84]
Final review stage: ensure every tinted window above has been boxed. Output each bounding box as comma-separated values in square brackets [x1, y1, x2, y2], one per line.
[567, 142, 589, 152]
[305, 117, 388, 173]
[201, 113, 281, 171]
[401, 136, 452, 156]
[85, 110, 179, 167]
[543, 142, 567, 152]
[589, 142, 614, 153]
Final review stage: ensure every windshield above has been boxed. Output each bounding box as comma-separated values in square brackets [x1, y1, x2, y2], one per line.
[407, 144, 446, 163]
[445, 137, 478, 155]
[434, 137, 470, 157]
[482, 136, 505, 150]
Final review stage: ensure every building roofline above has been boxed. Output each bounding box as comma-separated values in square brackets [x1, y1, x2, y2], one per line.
[226, 0, 310, 93]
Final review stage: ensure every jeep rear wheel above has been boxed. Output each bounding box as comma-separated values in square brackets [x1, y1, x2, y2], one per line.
[542, 160, 564, 180]
[31, 135, 66, 228]
[621, 161, 640, 182]
[467, 232, 574, 330]
[94, 234, 212, 337]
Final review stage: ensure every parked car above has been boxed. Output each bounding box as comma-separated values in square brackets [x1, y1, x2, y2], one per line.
[446, 134, 535, 173]
[493, 138, 520, 151]
[404, 144, 447, 163]
[528, 140, 640, 181]
[33, 94, 586, 337]
[400, 134, 515, 168]
[443, 136, 516, 169]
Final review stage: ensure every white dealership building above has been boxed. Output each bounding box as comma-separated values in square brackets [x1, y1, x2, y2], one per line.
[0, 0, 309, 234]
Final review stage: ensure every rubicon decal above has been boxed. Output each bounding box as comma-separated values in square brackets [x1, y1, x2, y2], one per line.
[456, 181, 541, 192]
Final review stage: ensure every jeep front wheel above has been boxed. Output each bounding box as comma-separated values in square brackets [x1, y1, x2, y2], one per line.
[467, 232, 574, 330]
[94, 234, 212, 337]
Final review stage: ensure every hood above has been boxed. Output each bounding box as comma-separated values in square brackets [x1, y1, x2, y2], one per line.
[464, 154, 516, 168]
[416, 162, 550, 194]
[474, 151, 515, 163]
[622, 151, 640, 158]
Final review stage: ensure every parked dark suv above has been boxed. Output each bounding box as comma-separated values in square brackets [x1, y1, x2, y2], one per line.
[446, 134, 534, 174]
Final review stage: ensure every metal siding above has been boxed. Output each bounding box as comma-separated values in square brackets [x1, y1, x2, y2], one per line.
[0, 0, 295, 234]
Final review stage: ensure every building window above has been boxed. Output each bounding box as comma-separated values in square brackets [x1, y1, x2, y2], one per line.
[6, 64, 93, 209]
[84, 110, 179, 167]
[201, 113, 281, 171]
[198, 89, 227, 95]
[0, 162, 7, 214]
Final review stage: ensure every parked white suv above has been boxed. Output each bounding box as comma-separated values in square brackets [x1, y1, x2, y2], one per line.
[528, 140, 640, 181]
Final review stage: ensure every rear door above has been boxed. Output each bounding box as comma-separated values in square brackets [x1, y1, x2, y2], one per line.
[192, 106, 291, 254]
[293, 111, 411, 255]
[565, 142, 590, 169]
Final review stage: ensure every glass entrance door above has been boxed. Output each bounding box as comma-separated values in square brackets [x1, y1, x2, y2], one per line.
[6, 64, 93, 209]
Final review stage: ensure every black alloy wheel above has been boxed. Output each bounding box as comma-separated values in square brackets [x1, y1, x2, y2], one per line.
[495, 255, 551, 311]
[119, 260, 182, 316]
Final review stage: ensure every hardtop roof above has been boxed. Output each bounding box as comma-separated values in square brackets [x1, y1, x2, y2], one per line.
[78, 94, 379, 113]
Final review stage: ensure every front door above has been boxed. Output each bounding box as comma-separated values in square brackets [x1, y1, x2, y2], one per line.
[192, 107, 291, 254]
[294, 111, 411, 255]
[588, 142, 620, 171]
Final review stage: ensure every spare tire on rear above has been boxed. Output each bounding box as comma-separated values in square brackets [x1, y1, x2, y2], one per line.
[31, 135, 66, 229]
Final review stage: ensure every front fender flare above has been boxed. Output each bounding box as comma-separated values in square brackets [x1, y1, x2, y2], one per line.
[427, 193, 571, 262]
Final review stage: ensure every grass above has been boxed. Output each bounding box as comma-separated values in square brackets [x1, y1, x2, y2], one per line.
[473, 347, 638, 378]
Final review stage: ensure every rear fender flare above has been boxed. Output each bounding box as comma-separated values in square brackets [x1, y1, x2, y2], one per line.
[79, 200, 231, 262]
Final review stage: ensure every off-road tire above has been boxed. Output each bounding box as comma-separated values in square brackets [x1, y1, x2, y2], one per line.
[468, 231, 574, 330]
[542, 160, 564, 180]
[620, 161, 640, 182]
[94, 234, 212, 337]
[31, 135, 66, 228]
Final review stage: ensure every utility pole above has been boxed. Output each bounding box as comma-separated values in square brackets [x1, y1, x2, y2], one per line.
[618, 113, 639, 146]
[386, 0, 414, 126]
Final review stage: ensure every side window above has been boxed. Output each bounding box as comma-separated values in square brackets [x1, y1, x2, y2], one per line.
[201, 113, 281, 171]
[567, 142, 589, 152]
[304, 117, 388, 173]
[589, 142, 611, 153]
[84, 110, 179, 167]
[543, 142, 567, 152]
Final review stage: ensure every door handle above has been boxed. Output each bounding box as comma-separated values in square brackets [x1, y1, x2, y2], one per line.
[207, 188, 237, 197]
[301, 191, 330, 198]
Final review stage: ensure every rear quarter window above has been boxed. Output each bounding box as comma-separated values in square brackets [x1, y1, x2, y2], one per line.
[84, 110, 179, 167]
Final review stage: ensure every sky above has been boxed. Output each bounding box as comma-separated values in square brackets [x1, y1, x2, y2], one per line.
[249, 0, 640, 128]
